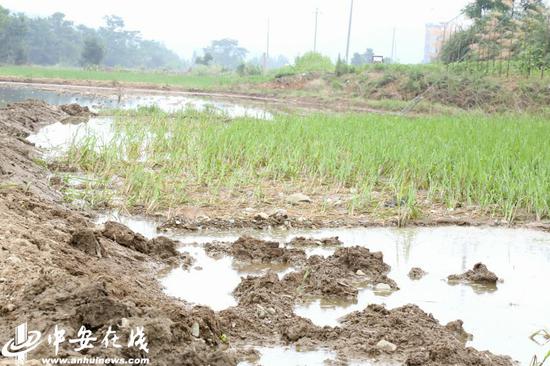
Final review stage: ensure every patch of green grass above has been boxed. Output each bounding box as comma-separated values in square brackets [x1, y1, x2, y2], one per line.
[63, 109, 550, 220]
[0, 65, 270, 90]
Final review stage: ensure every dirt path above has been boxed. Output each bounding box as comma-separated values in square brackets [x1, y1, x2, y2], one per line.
[0, 101, 516, 365]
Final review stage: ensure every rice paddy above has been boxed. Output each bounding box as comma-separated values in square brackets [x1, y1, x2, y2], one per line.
[63, 108, 550, 221]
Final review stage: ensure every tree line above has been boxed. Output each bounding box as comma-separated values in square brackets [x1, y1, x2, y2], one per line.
[0, 6, 183, 69]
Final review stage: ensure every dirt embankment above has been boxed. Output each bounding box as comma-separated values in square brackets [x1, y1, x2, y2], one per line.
[0, 101, 235, 365]
[0, 101, 514, 365]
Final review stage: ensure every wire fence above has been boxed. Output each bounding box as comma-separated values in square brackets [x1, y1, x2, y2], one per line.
[434, 4, 550, 79]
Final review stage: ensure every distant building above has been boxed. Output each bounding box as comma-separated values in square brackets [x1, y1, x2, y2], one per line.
[423, 23, 446, 63]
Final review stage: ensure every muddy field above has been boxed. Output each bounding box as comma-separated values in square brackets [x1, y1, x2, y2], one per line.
[1, 98, 549, 365]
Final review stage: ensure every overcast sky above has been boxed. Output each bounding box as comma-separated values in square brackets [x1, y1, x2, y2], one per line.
[1, 0, 473, 64]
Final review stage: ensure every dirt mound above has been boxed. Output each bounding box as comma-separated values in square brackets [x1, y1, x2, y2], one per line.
[0, 100, 66, 135]
[283, 246, 397, 300]
[223, 269, 511, 366]
[332, 304, 512, 366]
[0, 101, 234, 365]
[288, 236, 342, 247]
[221, 272, 321, 344]
[448, 263, 499, 284]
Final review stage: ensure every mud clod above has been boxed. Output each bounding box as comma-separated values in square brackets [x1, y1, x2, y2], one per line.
[230, 236, 306, 264]
[283, 246, 397, 300]
[408, 267, 427, 280]
[102, 221, 180, 261]
[448, 263, 499, 284]
[445, 320, 472, 342]
[70, 229, 107, 258]
[60, 103, 96, 117]
[102, 221, 150, 252]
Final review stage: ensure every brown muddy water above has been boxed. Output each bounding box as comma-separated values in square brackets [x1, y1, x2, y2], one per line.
[97, 212, 550, 365]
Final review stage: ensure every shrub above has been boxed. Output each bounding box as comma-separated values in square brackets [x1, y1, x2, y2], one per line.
[293, 52, 334, 73]
[236, 62, 263, 76]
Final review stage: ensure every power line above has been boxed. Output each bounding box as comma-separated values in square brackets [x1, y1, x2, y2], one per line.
[345, 0, 354, 63]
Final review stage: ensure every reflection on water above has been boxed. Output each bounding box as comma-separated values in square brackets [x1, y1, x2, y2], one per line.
[27, 117, 113, 159]
[0, 84, 273, 119]
[95, 213, 550, 364]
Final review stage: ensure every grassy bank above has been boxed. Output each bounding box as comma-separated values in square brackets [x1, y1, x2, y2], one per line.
[4, 64, 550, 113]
[0, 65, 269, 90]
[62, 108, 550, 222]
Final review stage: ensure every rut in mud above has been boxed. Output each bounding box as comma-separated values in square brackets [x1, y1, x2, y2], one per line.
[0, 101, 517, 365]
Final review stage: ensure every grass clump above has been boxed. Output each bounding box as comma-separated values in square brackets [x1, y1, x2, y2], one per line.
[64, 109, 550, 220]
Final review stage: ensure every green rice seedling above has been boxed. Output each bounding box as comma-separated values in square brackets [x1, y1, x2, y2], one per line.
[62, 108, 550, 220]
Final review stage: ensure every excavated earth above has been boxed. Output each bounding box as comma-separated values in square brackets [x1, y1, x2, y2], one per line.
[0, 101, 515, 365]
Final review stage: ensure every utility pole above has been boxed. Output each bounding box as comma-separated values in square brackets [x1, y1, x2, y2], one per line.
[313, 8, 320, 52]
[264, 18, 270, 72]
[390, 27, 396, 62]
[345, 0, 354, 63]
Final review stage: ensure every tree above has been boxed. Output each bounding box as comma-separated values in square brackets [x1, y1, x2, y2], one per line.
[517, 4, 550, 75]
[464, 0, 511, 19]
[351, 48, 375, 65]
[0, 7, 27, 64]
[520, 0, 545, 11]
[203, 39, 248, 69]
[195, 53, 213, 66]
[81, 38, 104, 66]
[0, 6, 185, 69]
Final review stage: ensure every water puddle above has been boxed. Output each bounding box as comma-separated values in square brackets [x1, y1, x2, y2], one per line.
[0, 84, 272, 119]
[95, 213, 294, 311]
[292, 227, 550, 364]
[95, 213, 550, 363]
[27, 117, 114, 159]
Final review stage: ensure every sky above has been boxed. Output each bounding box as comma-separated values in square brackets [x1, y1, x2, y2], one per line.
[0, 0, 473, 64]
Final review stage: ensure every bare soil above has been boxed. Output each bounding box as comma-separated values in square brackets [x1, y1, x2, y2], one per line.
[0, 101, 516, 365]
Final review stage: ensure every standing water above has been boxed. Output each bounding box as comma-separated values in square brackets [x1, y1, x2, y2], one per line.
[96, 213, 550, 365]
[0, 83, 273, 119]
